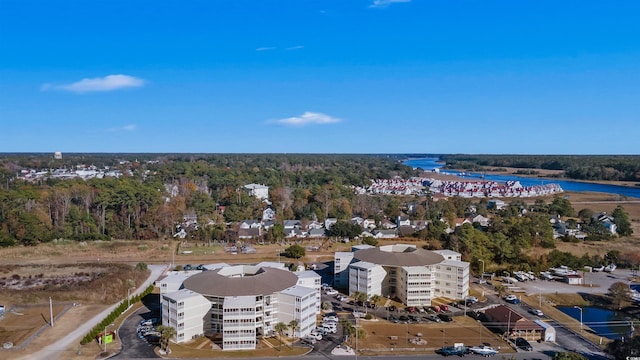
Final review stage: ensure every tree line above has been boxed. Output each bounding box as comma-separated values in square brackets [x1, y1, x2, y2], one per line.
[0, 154, 418, 246]
[439, 154, 640, 182]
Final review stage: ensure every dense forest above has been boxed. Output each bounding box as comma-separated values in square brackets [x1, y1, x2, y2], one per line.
[0, 153, 637, 272]
[439, 154, 640, 182]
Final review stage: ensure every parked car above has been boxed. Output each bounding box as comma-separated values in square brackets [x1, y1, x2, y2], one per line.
[515, 337, 533, 351]
[325, 289, 339, 296]
[504, 295, 520, 304]
[352, 311, 365, 318]
[436, 344, 468, 356]
[406, 306, 416, 313]
[398, 315, 409, 323]
[465, 296, 479, 304]
[388, 314, 399, 323]
[438, 313, 453, 322]
[308, 331, 323, 340]
[388, 305, 397, 312]
[440, 304, 449, 311]
[426, 314, 441, 322]
[302, 335, 317, 345]
[529, 308, 544, 317]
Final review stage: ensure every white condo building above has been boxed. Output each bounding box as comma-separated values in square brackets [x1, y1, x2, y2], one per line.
[161, 264, 320, 350]
[160, 289, 211, 343]
[337, 244, 469, 306]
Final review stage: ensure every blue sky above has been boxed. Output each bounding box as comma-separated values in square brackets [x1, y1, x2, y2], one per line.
[1, 0, 639, 154]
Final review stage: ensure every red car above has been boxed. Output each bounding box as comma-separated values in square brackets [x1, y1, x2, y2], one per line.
[440, 304, 449, 311]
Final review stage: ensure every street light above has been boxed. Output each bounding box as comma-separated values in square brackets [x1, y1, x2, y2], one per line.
[355, 316, 359, 360]
[127, 287, 135, 309]
[534, 286, 542, 309]
[574, 306, 583, 331]
[103, 323, 114, 354]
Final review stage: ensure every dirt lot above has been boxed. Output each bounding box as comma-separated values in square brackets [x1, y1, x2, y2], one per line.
[355, 316, 512, 354]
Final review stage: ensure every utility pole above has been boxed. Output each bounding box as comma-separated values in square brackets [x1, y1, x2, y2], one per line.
[49, 297, 54, 327]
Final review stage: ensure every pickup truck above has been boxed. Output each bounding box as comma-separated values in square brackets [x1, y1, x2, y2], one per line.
[436, 345, 468, 356]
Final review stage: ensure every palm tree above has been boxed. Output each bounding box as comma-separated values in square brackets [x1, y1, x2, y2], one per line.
[274, 322, 288, 350]
[353, 291, 368, 314]
[288, 319, 299, 344]
[339, 317, 356, 345]
[370, 294, 381, 310]
[156, 325, 177, 353]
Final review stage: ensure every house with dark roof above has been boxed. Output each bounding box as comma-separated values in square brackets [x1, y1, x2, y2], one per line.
[484, 305, 543, 341]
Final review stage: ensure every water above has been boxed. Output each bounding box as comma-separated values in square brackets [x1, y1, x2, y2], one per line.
[403, 157, 640, 199]
[557, 306, 635, 340]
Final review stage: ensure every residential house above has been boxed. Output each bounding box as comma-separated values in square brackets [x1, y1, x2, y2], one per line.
[472, 215, 490, 227]
[244, 183, 269, 200]
[324, 218, 337, 230]
[262, 207, 276, 221]
[396, 215, 411, 227]
[373, 229, 398, 239]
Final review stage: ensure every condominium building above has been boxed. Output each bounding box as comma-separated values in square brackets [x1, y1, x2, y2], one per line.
[336, 244, 469, 306]
[161, 264, 320, 350]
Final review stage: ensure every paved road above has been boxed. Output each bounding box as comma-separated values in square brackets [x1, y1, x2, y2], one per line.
[112, 301, 161, 359]
[18, 264, 168, 360]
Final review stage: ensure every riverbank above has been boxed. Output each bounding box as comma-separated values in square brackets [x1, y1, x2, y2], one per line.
[475, 166, 640, 189]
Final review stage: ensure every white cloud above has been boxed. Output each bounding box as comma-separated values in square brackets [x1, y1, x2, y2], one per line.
[369, 0, 411, 8]
[286, 45, 304, 50]
[256, 47, 277, 51]
[42, 74, 145, 93]
[107, 124, 137, 132]
[270, 112, 342, 126]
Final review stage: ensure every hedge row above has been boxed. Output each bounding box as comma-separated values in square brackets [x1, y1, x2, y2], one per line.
[80, 284, 155, 345]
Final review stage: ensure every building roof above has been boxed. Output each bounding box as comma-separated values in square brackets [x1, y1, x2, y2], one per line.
[354, 244, 445, 267]
[350, 261, 380, 270]
[296, 270, 321, 279]
[183, 265, 299, 297]
[163, 289, 206, 302]
[280, 285, 316, 298]
[484, 305, 542, 331]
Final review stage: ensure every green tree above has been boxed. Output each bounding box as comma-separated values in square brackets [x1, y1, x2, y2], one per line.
[274, 322, 288, 350]
[283, 244, 305, 259]
[553, 351, 588, 360]
[608, 282, 630, 309]
[606, 335, 640, 359]
[328, 220, 362, 239]
[612, 206, 633, 236]
[361, 236, 378, 246]
[156, 325, 177, 353]
[288, 319, 299, 343]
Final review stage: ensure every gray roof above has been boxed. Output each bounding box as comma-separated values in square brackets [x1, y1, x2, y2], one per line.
[183, 265, 299, 297]
[354, 246, 445, 267]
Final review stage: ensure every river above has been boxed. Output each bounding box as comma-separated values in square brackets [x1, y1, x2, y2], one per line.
[403, 158, 640, 199]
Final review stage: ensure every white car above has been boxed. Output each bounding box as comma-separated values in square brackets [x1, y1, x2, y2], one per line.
[466, 296, 479, 304]
[325, 289, 339, 296]
[352, 311, 365, 318]
[308, 331, 323, 340]
[529, 308, 544, 317]
[301, 335, 317, 345]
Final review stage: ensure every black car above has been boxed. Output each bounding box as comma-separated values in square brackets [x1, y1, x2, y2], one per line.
[388, 314, 399, 323]
[398, 315, 409, 323]
[515, 337, 533, 351]
[388, 305, 397, 312]
[437, 313, 453, 322]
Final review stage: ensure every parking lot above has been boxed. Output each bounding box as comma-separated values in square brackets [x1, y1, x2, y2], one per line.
[113, 294, 160, 359]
